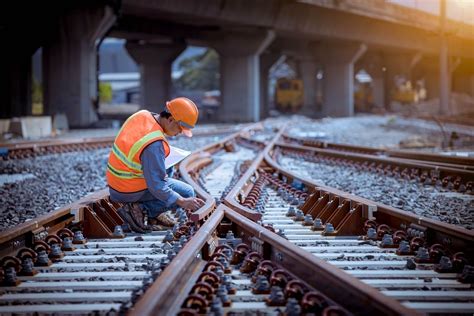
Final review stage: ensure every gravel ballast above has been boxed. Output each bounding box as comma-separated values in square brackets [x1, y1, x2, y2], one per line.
[0, 135, 228, 231]
[277, 154, 474, 230]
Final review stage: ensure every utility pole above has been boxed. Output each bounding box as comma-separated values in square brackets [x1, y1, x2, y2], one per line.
[439, 0, 450, 115]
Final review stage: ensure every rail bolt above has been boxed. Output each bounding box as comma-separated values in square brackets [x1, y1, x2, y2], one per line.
[198, 271, 220, 289]
[181, 294, 207, 314]
[302, 291, 329, 314]
[286, 207, 296, 217]
[312, 218, 324, 231]
[270, 269, 290, 288]
[16, 248, 38, 276]
[323, 223, 335, 235]
[216, 284, 232, 307]
[435, 256, 453, 273]
[452, 252, 468, 273]
[409, 236, 424, 252]
[392, 230, 407, 245]
[303, 214, 313, 226]
[205, 260, 226, 275]
[240, 252, 262, 273]
[254, 260, 276, 281]
[209, 297, 224, 315]
[376, 224, 391, 240]
[458, 265, 474, 284]
[266, 286, 287, 306]
[215, 244, 234, 258]
[380, 234, 395, 248]
[429, 244, 446, 263]
[396, 240, 412, 256]
[414, 247, 431, 264]
[294, 210, 305, 221]
[253, 275, 271, 294]
[230, 244, 250, 265]
[285, 297, 302, 315]
[72, 230, 87, 244]
[285, 280, 307, 301]
[190, 282, 214, 300]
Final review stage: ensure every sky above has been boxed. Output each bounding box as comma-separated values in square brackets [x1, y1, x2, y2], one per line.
[387, 0, 474, 24]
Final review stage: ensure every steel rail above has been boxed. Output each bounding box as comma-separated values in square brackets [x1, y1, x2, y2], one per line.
[264, 148, 474, 257]
[222, 124, 288, 221]
[223, 205, 415, 316]
[179, 122, 264, 222]
[276, 142, 474, 190]
[0, 126, 239, 160]
[283, 134, 474, 168]
[216, 147, 474, 311]
[130, 206, 224, 315]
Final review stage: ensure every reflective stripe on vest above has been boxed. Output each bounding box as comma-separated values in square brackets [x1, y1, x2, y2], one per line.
[106, 110, 170, 193]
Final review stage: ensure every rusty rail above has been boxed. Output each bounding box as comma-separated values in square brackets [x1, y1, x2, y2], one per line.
[130, 206, 223, 315]
[283, 134, 474, 169]
[264, 148, 474, 258]
[276, 142, 474, 192]
[179, 122, 264, 222]
[223, 206, 415, 316]
[222, 124, 287, 221]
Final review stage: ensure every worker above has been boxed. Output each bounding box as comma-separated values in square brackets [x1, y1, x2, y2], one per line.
[106, 97, 205, 232]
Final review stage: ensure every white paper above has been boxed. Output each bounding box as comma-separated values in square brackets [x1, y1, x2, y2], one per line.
[165, 146, 191, 169]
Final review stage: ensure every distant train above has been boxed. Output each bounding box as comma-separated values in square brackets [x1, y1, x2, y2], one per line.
[274, 78, 304, 112]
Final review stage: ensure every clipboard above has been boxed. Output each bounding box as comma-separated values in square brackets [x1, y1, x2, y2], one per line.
[165, 146, 191, 169]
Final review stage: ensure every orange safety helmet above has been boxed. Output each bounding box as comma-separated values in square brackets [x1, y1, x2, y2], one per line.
[166, 97, 199, 137]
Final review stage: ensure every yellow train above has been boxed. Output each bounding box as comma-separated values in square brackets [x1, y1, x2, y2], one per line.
[274, 78, 304, 112]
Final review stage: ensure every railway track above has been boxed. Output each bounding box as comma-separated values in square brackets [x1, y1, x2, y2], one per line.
[216, 135, 473, 314]
[283, 134, 474, 171]
[0, 126, 237, 160]
[0, 121, 472, 315]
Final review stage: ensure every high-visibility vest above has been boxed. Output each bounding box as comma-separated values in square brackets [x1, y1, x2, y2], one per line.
[106, 110, 170, 193]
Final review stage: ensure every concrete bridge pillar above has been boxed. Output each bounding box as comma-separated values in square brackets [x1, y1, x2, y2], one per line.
[299, 58, 319, 116]
[316, 43, 367, 117]
[126, 41, 186, 113]
[42, 5, 116, 127]
[0, 55, 32, 118]
[211, 30, 275, 122]
[260, 51, 280, 119]
[358, 54, 386, 109]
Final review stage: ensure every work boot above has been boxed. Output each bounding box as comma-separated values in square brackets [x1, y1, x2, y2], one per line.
[128, 203, 149, 231]
[117, 207, 147, 234]
[153, 212, 177, 228]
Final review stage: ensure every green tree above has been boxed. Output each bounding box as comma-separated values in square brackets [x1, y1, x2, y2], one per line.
[175, 49, 219, 91]
[99, 82, 113, 103]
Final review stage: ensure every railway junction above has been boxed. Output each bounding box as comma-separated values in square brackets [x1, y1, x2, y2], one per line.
[1, 1, 474, 315]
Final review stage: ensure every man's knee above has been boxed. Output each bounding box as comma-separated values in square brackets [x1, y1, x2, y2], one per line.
[181, 182, 195, 198]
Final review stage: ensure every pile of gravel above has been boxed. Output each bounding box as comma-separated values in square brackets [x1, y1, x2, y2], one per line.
[278, 154, 474, 230]
[0, 135, 229, 232]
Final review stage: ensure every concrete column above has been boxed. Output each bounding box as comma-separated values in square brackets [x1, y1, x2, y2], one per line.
[439, 0, 450, 115]
[316, 43, 367, 117]
[126, 41, 186, 113]
[372, 76, 385, 109]
[211, 30, 275, 122]
[299, 59, 318, 116]
[259, 52, 280, 119]
[0, 56, 32, 118]
[360, 55, 385, 109]
[42, 5, 116, 127]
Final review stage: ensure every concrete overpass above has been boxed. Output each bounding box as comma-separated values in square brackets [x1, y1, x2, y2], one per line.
[1, 0, 473, 126]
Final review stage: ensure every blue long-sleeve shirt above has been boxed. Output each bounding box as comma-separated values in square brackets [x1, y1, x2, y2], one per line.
[109, 141, 180, 206]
